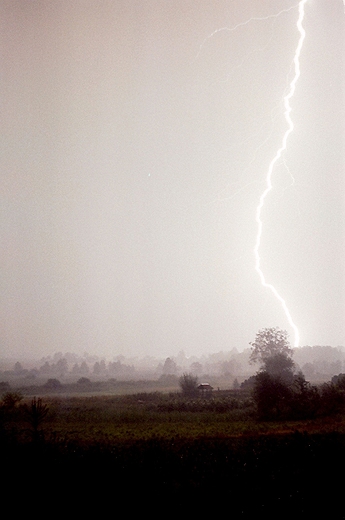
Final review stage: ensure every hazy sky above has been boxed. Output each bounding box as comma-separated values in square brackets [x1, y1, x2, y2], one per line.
[1, 0, 344, 360]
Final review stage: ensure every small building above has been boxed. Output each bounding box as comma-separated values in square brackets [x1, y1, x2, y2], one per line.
[197, 383, 213, 397]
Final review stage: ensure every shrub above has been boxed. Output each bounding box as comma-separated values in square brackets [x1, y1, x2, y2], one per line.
[253, 371, 292, 420]
[179, 373, 199, 397]
[331, 373, 345, 390]
[252, 369, 345, 421]
[1, 391, 23, 410]
[319, 383, 345, 415]
[289, 375, 320, 419]
[23, 397, 49, 440]
[44, 378, 62, 390]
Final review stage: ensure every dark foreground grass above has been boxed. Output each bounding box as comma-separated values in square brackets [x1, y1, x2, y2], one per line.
[2, 429, 345, 515]
[2, 394, 345, 515]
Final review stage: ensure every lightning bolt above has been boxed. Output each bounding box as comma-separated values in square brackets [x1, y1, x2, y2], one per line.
[254, 0, 308, 348]
[196, 3, 299, 60]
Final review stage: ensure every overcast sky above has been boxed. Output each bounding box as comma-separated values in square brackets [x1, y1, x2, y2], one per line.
[1, 0, 344, 360]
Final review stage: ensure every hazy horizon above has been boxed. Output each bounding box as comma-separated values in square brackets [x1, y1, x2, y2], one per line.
[1, 1, 344, 361]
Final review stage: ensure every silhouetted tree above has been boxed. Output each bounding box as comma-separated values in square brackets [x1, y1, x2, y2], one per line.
[332, 373, 345, 390]
[253, 371, 292, 419]
[24, 397, 49, 441]
[263, 352, 295, 384]
[250, 327, 295, 383]
[1, 391, 23, 410]
[290, 373, 320, 419]
[250, 328, 296, 419]
[250, 327, 293, 363]
[44, 378, 62, 390]
[319, 382, 345, 415]
[179, 373, 199, 397]
[163, 357, 178, 375]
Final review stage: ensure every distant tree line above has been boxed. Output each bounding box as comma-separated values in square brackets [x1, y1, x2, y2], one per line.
[1, 341, 345, 391]
[0, 357, 136, 383]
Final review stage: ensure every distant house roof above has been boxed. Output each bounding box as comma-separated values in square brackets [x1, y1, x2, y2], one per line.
[197, 383, 213, 390]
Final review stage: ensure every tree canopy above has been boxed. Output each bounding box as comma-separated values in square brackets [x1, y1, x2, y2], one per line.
[179, 373, 199, 397]
[250, 327, 293, 365]
[250, 327, 295, 383]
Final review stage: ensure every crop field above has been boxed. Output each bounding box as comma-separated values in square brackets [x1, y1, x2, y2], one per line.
[9, 393, 345, 440]
[2, 392, 345, 514]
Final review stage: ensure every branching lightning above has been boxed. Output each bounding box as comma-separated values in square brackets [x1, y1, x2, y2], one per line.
[198, 1, 309, 347]
[196, 3, 300, 60]
[254, 0, 308, 348]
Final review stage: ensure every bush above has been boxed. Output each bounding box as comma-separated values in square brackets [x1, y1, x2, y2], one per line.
[252, 370, 345, 421]
[23, 397, 49, 440]
[253, 372, 292, 420]
[44, 378, 62, 390]
[179, 373, 199, 397]
[331, 373, 345, 390]
[289, 375, 320, 419]
[319, 383, 345, 415]
[1, 392, 23, 410]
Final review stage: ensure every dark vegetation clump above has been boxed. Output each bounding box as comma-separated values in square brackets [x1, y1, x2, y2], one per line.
[252, 371, 345, 420]
[246, 328, 345, 421]
[178, 373, 199, 397]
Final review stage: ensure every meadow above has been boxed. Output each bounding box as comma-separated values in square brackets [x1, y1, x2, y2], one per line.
[2, 390, 345, 513]
[11, 391, 345, 442]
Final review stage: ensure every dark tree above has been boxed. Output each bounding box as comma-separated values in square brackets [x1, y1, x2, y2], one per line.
[250, 328, 296, 419]
[332, 373, 345, 390]
[163, 357, 178, 375]
[250, 327, 295, 382]
[24, 397, 49, 441]
[44, 378, 62, 389]
[319, 382, 345, 415]
[1, 391, 23, 410]
[253, 371, 292, 420]
[179, 373, 199, 397]
[250, 327, 293, 363]
[263, 352, 295, 384]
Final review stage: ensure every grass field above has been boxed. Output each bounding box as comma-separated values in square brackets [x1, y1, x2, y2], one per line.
[2, 391, 345, 514]
[13, 392, 345, 442]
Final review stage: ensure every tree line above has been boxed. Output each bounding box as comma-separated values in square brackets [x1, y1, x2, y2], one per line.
[178, 328, 345, 420]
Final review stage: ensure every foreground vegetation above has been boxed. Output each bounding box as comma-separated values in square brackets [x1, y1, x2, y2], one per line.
[3, 390, 345, 440]
[2, 331, 345, 513]
[1, 389, 345, 513]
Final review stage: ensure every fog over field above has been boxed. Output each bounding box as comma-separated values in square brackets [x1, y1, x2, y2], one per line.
[1, 1, 344, 361]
